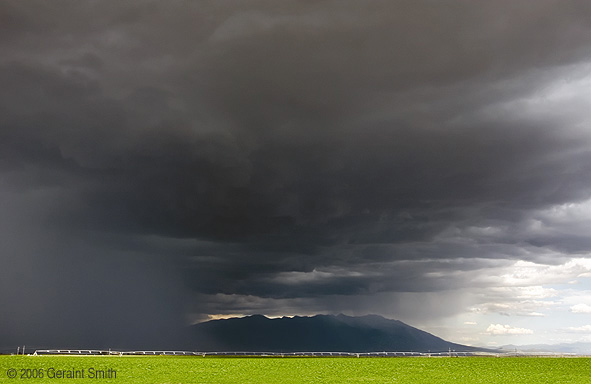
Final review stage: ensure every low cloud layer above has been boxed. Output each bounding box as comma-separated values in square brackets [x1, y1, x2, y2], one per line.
[2, 0, 591, 348]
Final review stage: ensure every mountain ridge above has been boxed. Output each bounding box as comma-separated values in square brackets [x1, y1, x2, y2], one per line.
[189, 314, 488, 353]
[501, 342, 591, 354]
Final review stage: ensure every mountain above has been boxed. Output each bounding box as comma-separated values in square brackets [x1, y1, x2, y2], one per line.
[189, 314, 484, 353]
[501, 343, 591, 354]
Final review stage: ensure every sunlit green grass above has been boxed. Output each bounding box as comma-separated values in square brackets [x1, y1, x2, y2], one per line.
[1, 355, 590, 383]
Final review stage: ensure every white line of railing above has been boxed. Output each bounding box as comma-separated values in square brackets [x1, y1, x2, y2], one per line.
[31, 349, 580, 357]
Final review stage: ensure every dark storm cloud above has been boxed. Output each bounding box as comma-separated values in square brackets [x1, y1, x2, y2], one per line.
[3, 0, 591, 343]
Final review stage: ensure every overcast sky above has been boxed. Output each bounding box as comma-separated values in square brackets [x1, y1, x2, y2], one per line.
[2, 0, 591, 349]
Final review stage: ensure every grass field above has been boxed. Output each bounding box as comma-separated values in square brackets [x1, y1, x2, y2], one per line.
[1, 355, 591, 383]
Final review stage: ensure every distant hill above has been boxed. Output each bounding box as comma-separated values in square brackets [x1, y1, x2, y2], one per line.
[501, 343, 591, 354]
[189, 314, 486, 353]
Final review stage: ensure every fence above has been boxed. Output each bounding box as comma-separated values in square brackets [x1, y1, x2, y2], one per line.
[31, 349, 549, 357]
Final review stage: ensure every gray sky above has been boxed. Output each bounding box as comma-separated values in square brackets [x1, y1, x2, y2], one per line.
[2, 0, 591, 348]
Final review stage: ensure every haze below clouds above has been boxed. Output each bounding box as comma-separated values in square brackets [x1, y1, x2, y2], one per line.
[2, 0, 591, 348]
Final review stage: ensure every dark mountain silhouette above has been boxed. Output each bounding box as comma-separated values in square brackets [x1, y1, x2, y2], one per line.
[189, 314, 486, 353]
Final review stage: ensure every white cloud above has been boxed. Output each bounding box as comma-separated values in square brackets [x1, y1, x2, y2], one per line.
[486, 324, 533, 335]
[498, 259, 591, 286]
[488, 286, 558, 300]
[566, 325, 591, 333]
[471, 298, 555, 317]
[464, 321, 477, 325]
[570, 303, 591, 314]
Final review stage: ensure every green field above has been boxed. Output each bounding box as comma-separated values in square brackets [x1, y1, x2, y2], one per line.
[1, 355, 590, 383]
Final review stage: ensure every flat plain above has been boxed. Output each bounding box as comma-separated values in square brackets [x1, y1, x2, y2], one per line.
[1, 355, 590, 383]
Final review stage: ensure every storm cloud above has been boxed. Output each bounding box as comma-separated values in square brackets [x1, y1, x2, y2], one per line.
[2, 0, 591, 348]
